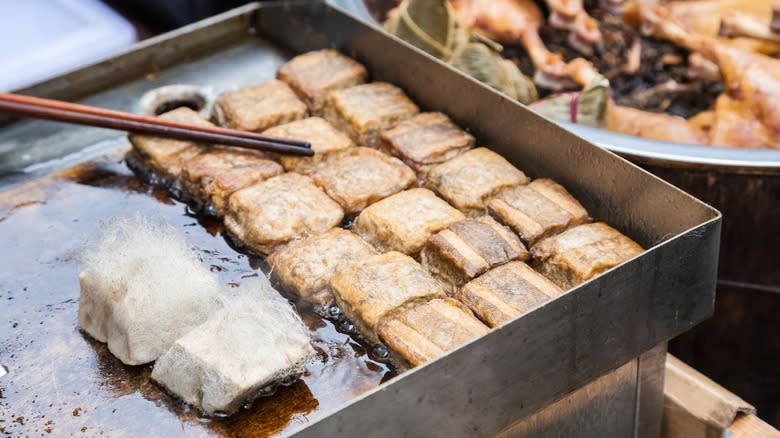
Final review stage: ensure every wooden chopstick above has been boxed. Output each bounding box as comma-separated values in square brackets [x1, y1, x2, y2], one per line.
[0, 93, 314, 157]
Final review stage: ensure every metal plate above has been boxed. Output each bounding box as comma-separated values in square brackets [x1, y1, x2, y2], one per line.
[0, 2, 720, 437]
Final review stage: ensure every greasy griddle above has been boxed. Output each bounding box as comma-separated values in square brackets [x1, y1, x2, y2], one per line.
[0, 2, 721, 437]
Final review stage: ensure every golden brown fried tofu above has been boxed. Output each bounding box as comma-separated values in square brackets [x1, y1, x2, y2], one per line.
[212, 80, 307, 132]
[424, 147, 529, 216]
[323, 82, 419, 147]
[455, 261, 563, 328]
[421, 216, 529, 293]
[180, 146, 283, 215]
[531, 222, 644, 290]
[262, 117, 355, 174]
[311, 147, 417, 215]
[224, 173, 344, 255]
[378, 112, 475, 176]
[378, 298, 489, 370]
[128, 107, 210, 180]
[329, 251, 447, 344]
[267, 228, 375, 307]
[353, 188, 466, 255]
[277, 49, 368, 115]
[488, 178, 589, 246]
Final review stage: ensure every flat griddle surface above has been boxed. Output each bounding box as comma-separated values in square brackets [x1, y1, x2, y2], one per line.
[0, 151, 393, 437]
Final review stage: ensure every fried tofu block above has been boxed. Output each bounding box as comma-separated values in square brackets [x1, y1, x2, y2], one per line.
[212, 80, 308, 132]
[268, 228, 376, 307]
[224, 173, 344, 254]
[180, 146, 283, 215]
[353, 188, 466, 255]
[488, 178, 589, 246]
[425, 147, 530, 216]
[329, 251, 447, 344]
[323, 82, 419, 147]
[378, 112, 475, 175]
[455, 261, 564, 328]
[151, 281, 314, 416]
[262, 117, 355, 174]
[277, 49, 368, 114]
[311, 147, 417, 215]
[377, 298, 489, 369]
[421, 216, 529, 293]
[128, 107, 210, 180]
[531, 222, 644, 290]
[78, 217, 223, 365]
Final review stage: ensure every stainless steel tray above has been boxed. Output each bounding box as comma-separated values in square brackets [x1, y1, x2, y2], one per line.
[0, 2, 720, 437]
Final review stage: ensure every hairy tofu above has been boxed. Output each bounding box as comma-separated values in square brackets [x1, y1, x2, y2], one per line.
[212, 80, 308, 132]
[312, 147, 417, 215]
[277, 49, 368, 115]
[329, 251, 447, 344]
[425, 147, 529, 216]
[378, 298, 489, 370]
[267, 228, 376, 307]
[323, 82, 419, 147]
[489, 178, 589, 246]
[263, 117, 355, 174]
[128, 107, 210, 180]
[455, 261, 564, 328]
[531, 222, 644, 290]
[421, 215, 529, 293]
[181, 146, 283, 215]
[353, 188, 466, 255]
[224, 173, 344, 255]
[378, 112, 475, 175]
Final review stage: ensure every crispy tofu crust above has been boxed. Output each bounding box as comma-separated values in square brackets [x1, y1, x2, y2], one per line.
[488, 178, 589, 246]
[323, 82, 419, 147]
[531, 222, 644, 290]
[212, 80, 308, 132]
[378, 112, 475, 175]
[128, 107, 210, 180]
[377, 298, 489, 369]
[455, 262, 563, 328]
[224, 173, 344, 255]
[421, 215, 529, 293]
[180, 146, 283, 215]
[329, 251, 447, 344]
[353, 188, 466, 255]
[277, 49, 368, 115]
[311, 147, 417, 215]
[263, 117, 355, 174]
[424, 147, 529, 216]
[267, 229, 375, 307]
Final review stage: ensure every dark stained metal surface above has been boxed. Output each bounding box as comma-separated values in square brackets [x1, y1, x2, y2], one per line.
[0, 2, 720, 437]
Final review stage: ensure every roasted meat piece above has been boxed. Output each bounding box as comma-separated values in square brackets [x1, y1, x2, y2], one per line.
[329, 251, 447, 344]
[531, 222, 644, 290]
[212, 80, 308, 132]
[224, 173, 344, 254]
[180, 147, 283, 215]
[267, 228, 376, 307]
[128, 107, 210, 181]
[311, 147, 417, 215]
[421, 215, 529, 293]
[378, 112, 475, 176]
[378, 298, 489, 369]
[277, 49, 368, 114]
[323, 82, 419, 147]
[455, 261, 563, 327]
[424, 147, 529, 216]
[488, 178, 589, 246]
[353, 188, 466, 255]
[262, 117, 355, 174]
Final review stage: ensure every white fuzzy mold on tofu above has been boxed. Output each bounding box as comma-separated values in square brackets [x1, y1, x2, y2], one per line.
[77, 216, 223, 365]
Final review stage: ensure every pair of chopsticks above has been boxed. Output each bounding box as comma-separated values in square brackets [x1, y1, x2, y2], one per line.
[0, 93, 314, 156]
